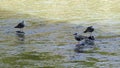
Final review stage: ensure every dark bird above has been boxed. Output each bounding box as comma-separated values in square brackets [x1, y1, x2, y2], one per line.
[84, 26, 94, 36]
[88, 36, 95, 40]
[14, 21, 25, 32]
[73, 33, 87, 44]
[75, 35, 95, 52]
[84, 36, 95, 45]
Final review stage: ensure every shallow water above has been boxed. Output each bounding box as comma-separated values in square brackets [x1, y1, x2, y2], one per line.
[0, 0, 120, 68]
[0, 18, 119, 68]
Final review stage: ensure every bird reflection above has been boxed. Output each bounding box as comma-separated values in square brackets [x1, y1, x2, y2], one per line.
[16, 31, 25, 42]
[74, 35, 95, 53]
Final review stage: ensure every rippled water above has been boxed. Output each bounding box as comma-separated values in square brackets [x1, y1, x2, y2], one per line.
[0, 18, 119, 68]
[0, 0, 120, 68]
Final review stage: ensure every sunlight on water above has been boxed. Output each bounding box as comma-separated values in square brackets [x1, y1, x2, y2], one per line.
[0, 0, 120, 21]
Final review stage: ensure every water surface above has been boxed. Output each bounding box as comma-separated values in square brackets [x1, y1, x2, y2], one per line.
[0, 0, 120, 68]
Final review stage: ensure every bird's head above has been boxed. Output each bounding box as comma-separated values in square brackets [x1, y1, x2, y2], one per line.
[73, 33, 78, 35]
[88, 36, 95, 40]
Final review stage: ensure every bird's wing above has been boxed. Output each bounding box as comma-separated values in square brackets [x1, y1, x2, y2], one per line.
[78, 35, 87, 39]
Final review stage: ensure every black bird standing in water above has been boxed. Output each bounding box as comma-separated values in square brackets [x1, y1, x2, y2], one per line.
[84, 26, 94, 36]
[88, 36, 95, 40]
[73, 33, 87, 44]
[14, 21, 25, 32]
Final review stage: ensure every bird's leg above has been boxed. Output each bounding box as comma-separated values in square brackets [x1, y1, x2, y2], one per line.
[21, 28, 23, 32]
[90, 32, 92, 36]
[20, 28, 23, 32]
[20, 28, 21, 32]
[19, 28, 23, 32]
